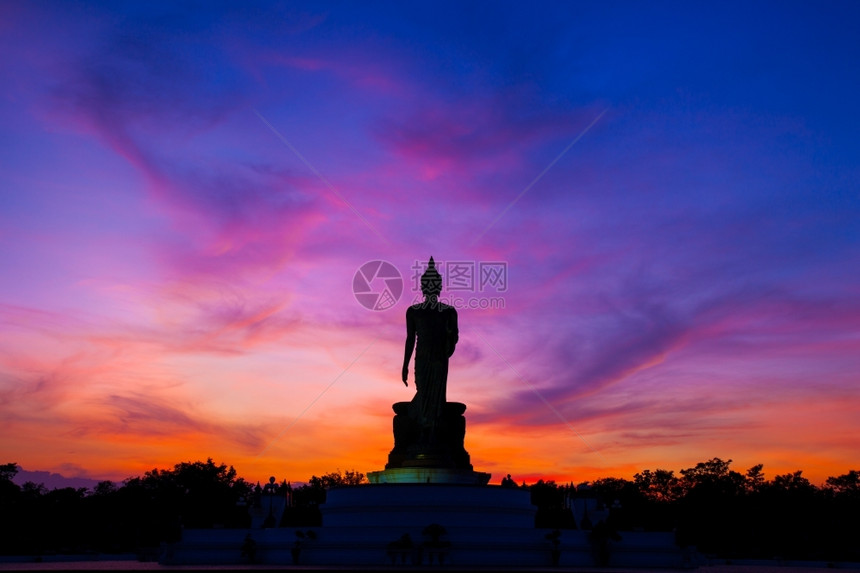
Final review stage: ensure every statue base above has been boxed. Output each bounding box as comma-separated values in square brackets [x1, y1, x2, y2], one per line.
[367, 467, 490, 485]
[385, 401, 474, 470]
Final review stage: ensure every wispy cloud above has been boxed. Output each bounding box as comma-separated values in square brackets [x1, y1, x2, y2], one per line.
[1, 1, 858, 486]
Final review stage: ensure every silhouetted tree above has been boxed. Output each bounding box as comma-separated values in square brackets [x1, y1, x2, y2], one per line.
[0, 463, 20, 506]
[285, 469, 366, 526]
[109, 458, 252, 549]
[307, 469, 367, 489]
[529, 480, 575, 528]
[744, 463, 766, 494]
[679, 457, 745, 497]
[821, 470, 860, 561]
[675, 458, 748, 555]
[92, 480, 117, 496]
[634, 468, 681, 503]
[0, 464, 23, 555]
[825, 470, 859, 496]
[0, 462, 18, 482]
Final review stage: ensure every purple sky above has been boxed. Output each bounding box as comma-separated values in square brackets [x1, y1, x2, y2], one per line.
[1, 1, 858, 486]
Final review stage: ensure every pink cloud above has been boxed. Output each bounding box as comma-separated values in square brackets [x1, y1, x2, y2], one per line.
[374, 98, 604, 185]
[252, 47, 416, 100]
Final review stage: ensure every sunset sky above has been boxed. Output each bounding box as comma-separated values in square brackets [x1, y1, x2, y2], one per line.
[1, 1, 858, 488]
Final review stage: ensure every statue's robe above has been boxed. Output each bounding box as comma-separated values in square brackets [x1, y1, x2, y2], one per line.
[405, 302, 458, 440]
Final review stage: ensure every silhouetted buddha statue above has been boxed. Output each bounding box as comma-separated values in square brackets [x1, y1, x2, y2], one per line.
[401, 257, 458, 444]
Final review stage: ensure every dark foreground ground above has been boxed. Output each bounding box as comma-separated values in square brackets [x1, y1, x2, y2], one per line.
[1, 560, 860, 573]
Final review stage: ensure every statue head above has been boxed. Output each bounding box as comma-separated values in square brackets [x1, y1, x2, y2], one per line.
[420, 256, 442, 298]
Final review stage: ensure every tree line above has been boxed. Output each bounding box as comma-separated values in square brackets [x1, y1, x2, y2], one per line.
[0, 459, 363, 557]
[1, 458, 858, 561]
[530, 458, 859, 561]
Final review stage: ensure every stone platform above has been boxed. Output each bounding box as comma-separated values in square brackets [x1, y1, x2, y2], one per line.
[162, 484, 688, 567]
[322, 483, 533, 528]
[367, 467, 490, 484]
